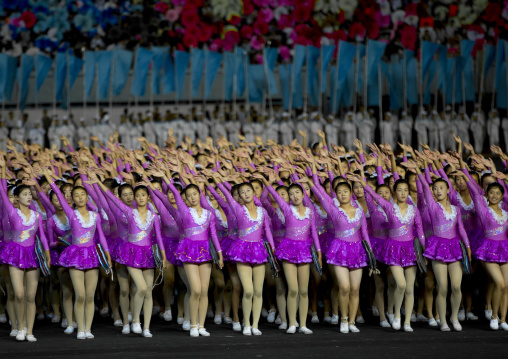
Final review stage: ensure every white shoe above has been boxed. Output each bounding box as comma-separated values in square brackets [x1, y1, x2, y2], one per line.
[387, 313, 394, 325]
[122, 324, 130, 334]
[51, 314, 60, 323]
[142, 329, 153, 337]
[10, 329, 18, 337]
[311, 315, 319, 324]
[26, 334, 37, 342]
[428, 318, 438, 327]
[340, 321, 349, 333]
[380, 320, 391, 328]
[331, 314, 339, 325]
[72, 322, 78, 329]
[16, 330, 26, 341]
[61, 318, 68, 328]
[440, 324, 450, 332]
[499, 322, 508, 331]
[64, 326, 75, 334]
[356, 316, 365, 324]
[243, 326, 252, 336]
[100, 307, 109, 316]
[267, 309, 276, 323]
[286, 325, 296, 334]
[485, 309, 493, 320]
[163, 310, 172, 322]
[206, 308, 214, 318]
[372, 306, 380, 317]
[348, 324, 360, 333]
[299, 326, 313, 334]
[490, 318, 499, 330]
[278, 322, 288, 330]
[214, 314, 222, 325]
[451, 320, 462, 332]
[224, 316, 233, 324]
[410, 313, 416, 322]
[436, 319, 441, 326]
[275, 315, 282, 325]
[261, 308, 269, 318]
[252, 328, 262, 335]
[114, 320, 123, 327]
[85, 332, 94, 339]
[0, 314, 6, 323]
[457, 309, 465, 321]
[403, 325, 413, 332]
[233, 322, 242, 332]
[198, 328, 211, 336]
[295, 320, 299, 328]
[131, 323, 142, 334]
[324, 315, 332, 323]
[466, 312, 478, 320]
[392, 318, 401, 330]
[177, 317, 184, 325]
[37, 313, 45, 320]
[190, 326, 199, 337]
[182, 320, 191, 331]
[416, 314, 428, 322]
[128, 312, 133, 323]
[76, 332, 86, 340]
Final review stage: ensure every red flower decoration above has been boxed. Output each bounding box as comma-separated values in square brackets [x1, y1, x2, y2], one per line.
[327, 30, 347, 43]
[349, 22, 366, 40]
[279, 46, 291, 60]
[253, 17, 269, 35]
[228, 14, 242, 26]
[294, 4, 312, 23]
[197, 24, 214, 42]
[483, 3, 501, 22]
[181, 9, 199, 27]
[183, 34, 199, 48]
[20, 11, 36, 29]
[449, 4, 458, 17]
[420, 17, 434, 28]
[366, 21, 379, 39]
[210, 38, 223, 52]
[401, 25, 417, 51]
[223, 31, 240, 51]
[278, 14, 294, 29]
[243, 0, 255, 15]
[154, 2, 169, 13]
[186, 0, 204, 7]
[250, 35, 265, 51]
[241, 25, 253, 39]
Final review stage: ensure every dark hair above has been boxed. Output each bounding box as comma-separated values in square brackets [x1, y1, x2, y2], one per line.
[60, 183, 73, 194]
[288, 183, 303, 194]
[183, 184, 200, 196]
[134, 185, 149, 196]
[238, 182, 254, 194]
[71, 186, 87, 197]
[480, 173, 495, 187]
[334, 181, 352, 193]
[171, 183, 182, 193]
[118, 184, 134, 197]
[13, 184, 31, 197]
[432, 178, 449, 189]
[312, 142, 322, 151]
[249, 179, 263, 189]
[38, 176, 48, 186]
[231, 184, 242, 196]
[393, 179, 409, 192]
[72, 173, 82, 184]
[332, 176, 347, 190]
[376, 184, 391, 193]
[275, 185, 288, 194]
[405, 171, 417, 182]
[104, 178, 119, 191]
[49, 190, 58, 202]
[487, 182, 505, 196]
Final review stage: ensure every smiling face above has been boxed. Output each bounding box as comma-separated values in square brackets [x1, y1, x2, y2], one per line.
[432, 181, 449, 202]
[72, 188, 88, 208]
[135, 188, 149, 207]
[239, 185, 254, 204]
[335, 184, 352, 205]
[288, 186, 303, 206]
[394, 182, 409, 203]
[487, 187, 503, 205]
[185, 187, 201, 207]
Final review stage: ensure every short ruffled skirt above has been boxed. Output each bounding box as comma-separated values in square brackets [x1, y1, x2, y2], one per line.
[424, 235, 463, 263]
[467, 229, 482, 254]
[369, 236, 386, 258]
[50, 249, 61, 266]
[276, 238, 312, 264]
[163, 237, 182, 267]
[175, 238, 212, 264]
[58, 245, 99, 270]
[326, 238, 368, 269]
[0, 242, 39, 269]
[474, 237, 508, 263]
[220, 237, 236, 261]
[227, 239, 268, 265]
[376, 238, 417, 267]
[115, 241, 155, 269]
[319, 233, 332, 255]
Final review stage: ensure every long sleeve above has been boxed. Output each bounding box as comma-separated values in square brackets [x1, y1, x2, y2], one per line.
[310, 214, 321, 252]
[266, 186, 290, 215]
[81, 174, 100, 210]
[456, 212, 470, 248]
[167, 182, 191, 219]
[152, 216, 164, 250]
[0, 179, 16, 218]
[150, 187, 182, 226]
[93, 184, 117, 230]
[217, 182, 241, 213]
[364, 185, 393, 216]
[104, 189, 133, 216]
[47, 221, 57, 249]
[262, 214, 275, 249]
[418, 174, 437, 214]
[209, 212, 222, 252]
[49, 182, 75, 221]
[414, 209, 425, 247]
[37, 214, 49, 251]
[208, 185, 233, 214]
[38, 190, 55, 216]
[94, 215, 109, 252]
[359, 215, 371, 247]
[376, 166, 385, 185]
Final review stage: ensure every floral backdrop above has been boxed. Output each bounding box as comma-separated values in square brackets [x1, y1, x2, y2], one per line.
[0, 0, 506, 60]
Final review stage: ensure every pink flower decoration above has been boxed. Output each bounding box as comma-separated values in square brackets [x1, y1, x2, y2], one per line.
[366, 22, 379, 39]
[255, 53, 264, 64]
[173, 0, 186, 6]
[251, 36, 265, 51]
[155, 2, 169, 13]
[184, 33, 199, 48]
[278, 14, 294, 29]
[279, 46, 290, 60]
[241, 25, 253, 39]
[375, 11, 391, 28]
[20, 11, 36, 29]
[165, 7, 182, 22]
[210, 38, 223, 52]
[400, 25, 417, 51]
[223, 31, 240, 51]
[243, 0, 255, 15]
[277, 0, 294, 6]
[10, 17, 22, 27]
[259, 8, 274, 23]
[253, 18, 269, 35]
[228, 14, 242, 26]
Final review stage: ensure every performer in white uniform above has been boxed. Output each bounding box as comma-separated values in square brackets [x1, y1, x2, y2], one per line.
[324, 114, 340, 146]
[398, 111, 413, 146]
[380, 112, 396, 150]
[279, 112, 295, 146]
[341, 112, 357, 151]
[0, 120, 9, 150]
[414, 109, 429, 151]
[487, 109, 501, 148]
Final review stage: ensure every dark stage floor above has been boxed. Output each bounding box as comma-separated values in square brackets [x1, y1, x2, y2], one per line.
[1, 314, 507, 359]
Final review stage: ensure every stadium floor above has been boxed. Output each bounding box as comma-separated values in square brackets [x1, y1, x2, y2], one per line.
[1, 313, 507, 359]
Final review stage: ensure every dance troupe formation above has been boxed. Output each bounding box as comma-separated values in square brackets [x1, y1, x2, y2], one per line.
[1, 127, 508, 342]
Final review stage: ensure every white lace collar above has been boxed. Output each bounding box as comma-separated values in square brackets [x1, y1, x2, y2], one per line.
[437, 202, 457, 221]
[32, 200, 47, 220]
[377, 205, 388, 222]
[393, 203, 415, 224]
[17, 209, 36, 226]
[215, 208, 228, 228]
[275, 207, 286, 225]
[189, 207, 209, 226]
[313, 202, 327, 219]
[74, 209, 96, 228]
[488, 206, 508, 225]
[290, 205, 311, 221]
[333, 197, 340, 208]
[133, 209, 155, 231]
[338, 206, 362, 224]
[355, 200, 370, 218]
[457, 193, 474, 211]
[100, 208, 108, 221]
[206, 196, 216, 209]
[243, 205, 263, 223]
[52, 214, 70, 231]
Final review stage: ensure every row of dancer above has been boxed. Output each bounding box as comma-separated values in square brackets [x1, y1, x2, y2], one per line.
[0, 131, 508, 342]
